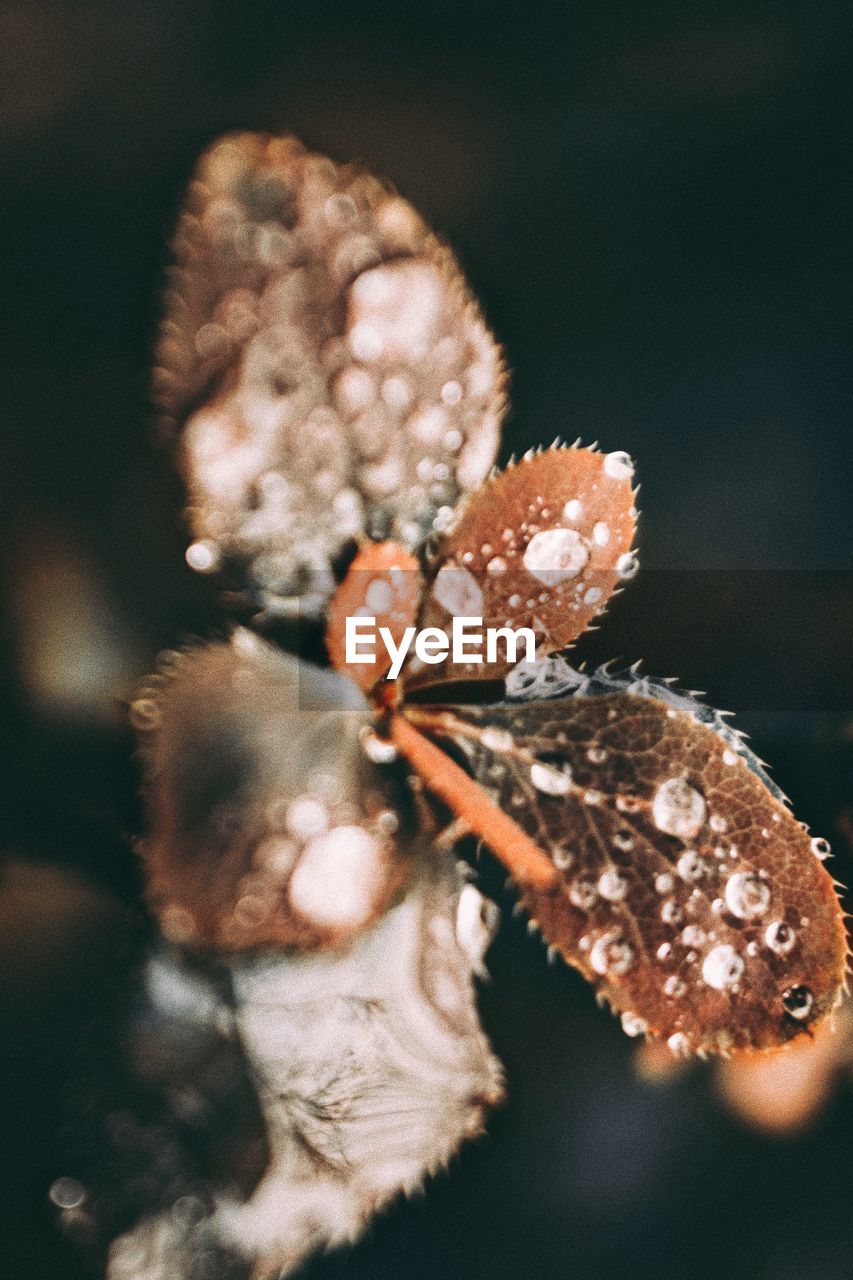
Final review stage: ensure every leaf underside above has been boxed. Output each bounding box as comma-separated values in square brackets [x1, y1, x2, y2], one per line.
[415, 680, 847, 1054]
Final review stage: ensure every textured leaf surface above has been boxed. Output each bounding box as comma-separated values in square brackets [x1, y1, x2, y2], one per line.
[155, 132, 504, 613]
[410, 680, 847, 1053]
[326, 541, 421, 690]
[133, 633, 414, 950]
[402, 447, 637, 691]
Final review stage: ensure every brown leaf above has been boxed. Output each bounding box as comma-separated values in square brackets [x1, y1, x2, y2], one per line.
[411, 683, 847, 1054]
[326, 541, 421, 691]
[156, 132, 505, 613]
[133, 634, 414, 951]
[401, 446, 637, 692]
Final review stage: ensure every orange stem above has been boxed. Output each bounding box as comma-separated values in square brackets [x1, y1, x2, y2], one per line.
[389, 712, 559, 893]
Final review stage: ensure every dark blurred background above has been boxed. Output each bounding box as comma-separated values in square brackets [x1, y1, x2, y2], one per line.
[1, 2, 852, 1277]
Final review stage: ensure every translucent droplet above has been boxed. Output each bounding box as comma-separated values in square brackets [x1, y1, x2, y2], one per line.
[765, 921, 797, 955]
[598, 870, 628, 902]
[652, 777, 706, 839]
[289, 825, 383, 930]
[486, 555, 508, 573]
[655, 873, 675, 895]
[481, 726, 514, 752]
[432, 564, 484, 615]
[359, 726, 397, 763]
[722, 748, 739, 766]
[285, 796, 329, 841]
[657, 942, 673, 960]
[186, 539, 221, 573]
[349, 321, 383, 361]
[530, 760, 573, 795]
[661, 899, 683, 925]
[664, 975, 687, 999]
[365, 577, 394, 612]
[258, 829, 298, 875]
[523, 528, 589, 583]
[160, 904, 198, 944]
[233, 893, 269, 927]
[621, 1011, 648, 1037]
[681, 924, 706, 948]
[455, 884, 497, 964]
[709, 814, 728, 833]
[667, 1032, 691, 1056]
[562, 498, 583, 522]
[782, 985, 814, 1020]
[49, 1177, 87, 1210]
[702, 944, 744, 991]
[583, 586, 602, 605]
[432, 505, 458, 534]
[616, 551, 640, 580]
[603, 451, 634, 480]
[324, 192, 358, 225]
[676, 850, 707, 882]
[724, 872, 771, 920]
[569, 879, 598, 910]
[336, 365, 376, 414]
[129, 697, 161, 731]
[587, 746, 609, 765]
[590, 931, 634, 977]
[194, 322, 229, 358]
[381, 374, 414, 412]
[613, 830, 634, 852]
[592, 521, 611, 547]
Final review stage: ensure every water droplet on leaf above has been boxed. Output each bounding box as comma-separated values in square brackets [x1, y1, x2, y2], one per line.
[590, 931, 634, 977]
[782, 985, 814, 1020]
[530, 760, 573, 795]
[652, 777, 706, 839]
[702, 944, 744, 991]
[724, 872, 771, 920]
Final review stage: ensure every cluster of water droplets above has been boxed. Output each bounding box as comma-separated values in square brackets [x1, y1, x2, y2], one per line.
[507, 454, 636, 608]
[649, 776, 811, 1003]
[490, 658, 828, 1048]
[523, 720, 818, 1040]
[159, 133, 505, 612]
[417, 448, 639, 672]
[157, 754, 403, 948]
